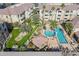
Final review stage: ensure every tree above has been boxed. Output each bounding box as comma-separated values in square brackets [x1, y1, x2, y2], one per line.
[60, 3, 65, 9]
[51, 6, 55, 10]
[42, 5, 46, 26]
[22, 18, 33, 32]
[62, 21, 73, 35]
[43, 5, 46, 11]
[31, 9, 38, 15]
[50, 20, 57, 29]
[42, 5, 46, 14]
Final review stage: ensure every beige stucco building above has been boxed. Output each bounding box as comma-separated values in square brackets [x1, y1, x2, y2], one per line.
[0, 3, 79, 23]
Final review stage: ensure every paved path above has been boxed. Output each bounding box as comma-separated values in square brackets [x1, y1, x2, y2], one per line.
[0, 52, 62, 56]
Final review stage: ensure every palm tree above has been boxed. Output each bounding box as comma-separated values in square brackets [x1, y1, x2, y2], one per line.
[23, 18, 32, 32]
[50, 20, 57, 29]
[60, 3, 65, 9]
[42, 5, 46, 12]
[31, 9, 38, 15]
[65, 22, 73, 35]
[51, 6, 55, 11]
[62, 21, 73, 35]
[42, 5, 46, 27]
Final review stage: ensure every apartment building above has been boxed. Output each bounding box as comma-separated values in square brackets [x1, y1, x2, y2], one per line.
[39, 4, 56, 21]
[39, 3, 79, 21]
[0, 3, 79, 23]
[0, 3, 33, 23]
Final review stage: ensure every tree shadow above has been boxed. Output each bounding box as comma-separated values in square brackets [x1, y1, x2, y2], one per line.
[4, 22, 13, 33]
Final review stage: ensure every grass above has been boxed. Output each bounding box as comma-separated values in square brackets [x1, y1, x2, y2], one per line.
[6, 23, 39, 48]
[6, 17, 40, 48]
[6, 29, 20, 48]
[18, 24, 39, 47]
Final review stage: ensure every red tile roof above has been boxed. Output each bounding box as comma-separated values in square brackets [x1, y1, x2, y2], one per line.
[32, 36, 48, 48]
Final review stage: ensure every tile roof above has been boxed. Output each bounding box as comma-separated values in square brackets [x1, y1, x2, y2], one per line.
[39, 3, 61, 11]
[39, 3, 79, 11]
[32, 36, 47, 48]
[0, 3, 79, 15]
[63, 4, 79, 11]
[0, 3, 33, 15]
[72, 16, 79, 28]
[72, 16, 79, 38]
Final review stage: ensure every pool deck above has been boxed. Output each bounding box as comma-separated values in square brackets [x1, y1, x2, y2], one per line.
[47, 37, 59, 48]
[31, 21, 78, 50]
[39, 27, 59, 49]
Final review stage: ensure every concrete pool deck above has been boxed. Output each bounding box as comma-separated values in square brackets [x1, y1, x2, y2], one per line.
[41, 24, 70, 49]
[47, 37, 59, 48]
[31, 21, 78, 50]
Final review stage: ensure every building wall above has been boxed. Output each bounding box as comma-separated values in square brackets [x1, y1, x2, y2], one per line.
[39, 8, 79, 22]
[0, 15, 12, 23]
[11, 15, 19, 23]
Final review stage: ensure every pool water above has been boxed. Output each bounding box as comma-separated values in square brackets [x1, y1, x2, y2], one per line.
[55, 27, 67, 44]
[44, 30, 55, 37]
[44, 27, 67, 44]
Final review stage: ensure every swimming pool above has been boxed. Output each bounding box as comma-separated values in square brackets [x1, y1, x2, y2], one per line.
[44, 30, 55, 38]
[55, 27, 67, 44]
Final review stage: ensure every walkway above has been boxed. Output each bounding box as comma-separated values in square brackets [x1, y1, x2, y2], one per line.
[15, 32, 26, 42]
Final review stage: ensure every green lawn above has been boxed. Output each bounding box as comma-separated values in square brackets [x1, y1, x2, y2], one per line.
[18, 25, 39, 47]
[6, 29, 20, 48]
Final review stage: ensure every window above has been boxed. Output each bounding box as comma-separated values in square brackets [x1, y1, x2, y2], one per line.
[57, 18, 60, 19]
[6, 16, 8, 18]
[37, 11, 39, 13]
[57, 8, 60, 10]
[50, 14, 52, 16]
[44, 18, 48, 19]
[49, 10, 52, 13]
[45, 10, 48, 12]
[20, 11, 25, 16]
[77, 14, 79, 16]
[45, 14, 48, 16]
[17, 14, 19, 17]
[58, 11, 61, 13]
[64, 18, 67, 19]
[65, 15, 68, 16]
[21, 16, 25, 21]
[58, 15, 61, 16]
[71, 11, 73, 13]
[66, 11, 69, 13]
